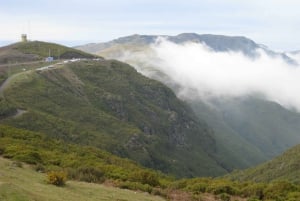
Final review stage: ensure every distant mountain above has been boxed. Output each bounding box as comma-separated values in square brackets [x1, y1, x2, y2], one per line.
[228, 143, 300, 183]
[0, 41, 97, 64]
[75, 33, 300, 171]
[76, 33, 295, 63]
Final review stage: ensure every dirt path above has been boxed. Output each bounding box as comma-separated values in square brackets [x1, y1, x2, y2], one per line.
[13, 109, 27, 118]
[0, 71, 28, 98]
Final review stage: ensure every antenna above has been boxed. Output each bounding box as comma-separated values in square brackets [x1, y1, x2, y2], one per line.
[27, 20, 31, 40]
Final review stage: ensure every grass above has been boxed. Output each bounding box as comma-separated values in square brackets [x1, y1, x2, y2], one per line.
[1, 59, 225, 178]
[0, 157, 165, 201]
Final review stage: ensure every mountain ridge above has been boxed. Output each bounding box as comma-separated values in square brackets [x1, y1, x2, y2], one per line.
[76, 33, 295, 63]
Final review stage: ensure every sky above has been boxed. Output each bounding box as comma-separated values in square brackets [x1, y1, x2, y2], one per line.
[1, 0, 300, 51]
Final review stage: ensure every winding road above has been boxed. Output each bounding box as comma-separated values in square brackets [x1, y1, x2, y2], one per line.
[0, 71, 26, 98]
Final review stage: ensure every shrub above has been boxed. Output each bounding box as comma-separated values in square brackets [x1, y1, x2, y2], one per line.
[35, 163, 46, 172]
[47, 171, 67, 186]
[75, 167, 105, 183]
[286, 192, 300, 201]
[242, 183, 265, 199]
[14, 151, 42, 164]
[219, 193, 230, 201]
[207, 180, 237, 195]
[131, 170, 160, 186]
[247, 198, 261, 201]
[263, 181, 298, 200]
[12, 161, 23, 168]
[0, 146, 5, 155]
[67, 167, 105, 183]
[119, 181, 153, 193]
[186, 182, 208, 194]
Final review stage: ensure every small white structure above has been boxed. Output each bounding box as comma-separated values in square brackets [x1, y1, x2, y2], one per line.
[21, 34, 27, 42]
[45, 57, 54, 62]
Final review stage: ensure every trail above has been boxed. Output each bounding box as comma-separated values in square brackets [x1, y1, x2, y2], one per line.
[0, 72, 25, 98]
[0, 62, 59, 98]
[0, 59, 86, 118]
[13, 109, 27, 118]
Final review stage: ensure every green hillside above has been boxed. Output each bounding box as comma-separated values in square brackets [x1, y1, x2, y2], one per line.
[0, 41, 98, 64]
[0, 132, 165, 201]
[189, 97, 300, 170]
[0, 58, 226, 177]
[228, 143, 300, 183]
[90, 39, 300, 172]
[0, 125, 171, 200]
[2, 124, 300, 201]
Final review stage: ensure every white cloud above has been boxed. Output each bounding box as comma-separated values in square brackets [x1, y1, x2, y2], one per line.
[117, 39, 300, 111]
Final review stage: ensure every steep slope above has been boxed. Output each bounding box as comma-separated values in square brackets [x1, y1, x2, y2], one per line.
[0, 58, 227, 177]
[0, 41, 97, 64]
[189, 98, 300, 168]
[228, 143, 300, 183]
[75, 33, 300, 171]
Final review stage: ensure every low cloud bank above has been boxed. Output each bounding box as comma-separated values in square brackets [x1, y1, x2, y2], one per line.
[119, 39, 300, 111]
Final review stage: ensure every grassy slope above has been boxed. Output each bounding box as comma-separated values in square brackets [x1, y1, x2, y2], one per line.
[0, 59, 225, 177]
[1, 125, 300, 201]
[93, 45, 267, 171]
[228, 143, 300, 183]
[0, 157, 165, 201]
[0, 125, 164, 181]
[0, 41, 98, 64]
[95, 43, 300, 173]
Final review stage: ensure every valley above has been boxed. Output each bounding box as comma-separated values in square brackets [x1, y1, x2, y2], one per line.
[1, 37, 300, 201]
[78, 33, 300, 171]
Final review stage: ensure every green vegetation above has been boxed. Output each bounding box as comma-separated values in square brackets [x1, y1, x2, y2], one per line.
[0, 98, 17, 119]
[1, 58, 226, 177]
[15, 41, 98, 59]
[92, 37, 300, 173]
[47, 171, 67, 186]
[0, 41, 98, 65]
[0, 125, 168, 186]
[228, 143, 300, 183]
[0, 157, 165, 201]
[2, 40, 300, 200]
[2, 124, 300, 200]
[169, 177, 300, 201]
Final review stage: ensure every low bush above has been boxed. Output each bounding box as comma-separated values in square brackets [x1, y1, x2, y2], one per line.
[207, 180, 238, 195]
[130, 170, 160, 187]
[47, 171, 67, 186]
[73, 167, 105, 183]
[119, 181, 153, 193]
[219, 193, 230, 201]
[35, 163, 46, 172]
[14, 151, 42, 165]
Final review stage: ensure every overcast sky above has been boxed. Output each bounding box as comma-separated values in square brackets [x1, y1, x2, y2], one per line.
[1, 0, 299, 51]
